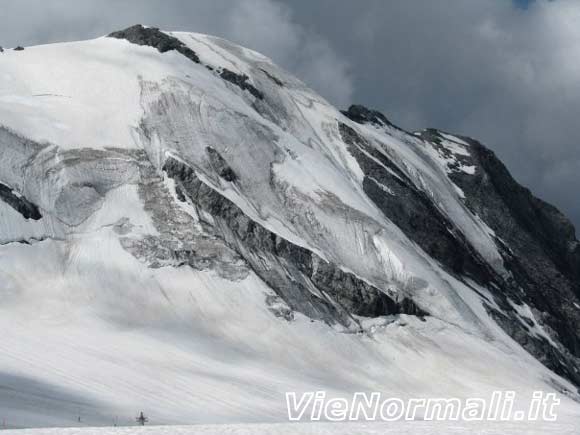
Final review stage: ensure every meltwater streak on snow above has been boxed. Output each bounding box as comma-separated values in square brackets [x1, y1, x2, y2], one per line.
[1, 29, 580, 430]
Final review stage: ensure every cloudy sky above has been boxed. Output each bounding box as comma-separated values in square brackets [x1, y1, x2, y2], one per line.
[1, 0, 579, 231]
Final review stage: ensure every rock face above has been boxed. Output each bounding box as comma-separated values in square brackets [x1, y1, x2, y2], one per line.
[402, 127, 580, 385]
[109, 24, 201, 63]
[338, 121, 495, 282]
[219, 69, 264, 100]
[163, 156, 427, 327]
[442, 135, 580, 382]
[0, 183, 41, 220]
[338, 111, 580, 386]
[0, 25, 579, 425]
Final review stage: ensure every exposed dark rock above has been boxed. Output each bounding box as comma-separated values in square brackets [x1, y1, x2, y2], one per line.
[265, 294, 295, 321]
[339, 122, 497, 284]
[108, 24, 200, 64]
[444, 137, 580, 365]
[416, 128, 442, 144]
[13, 46, 24, 51]
[466, 140, 579, 284]
[108, 26, 266, 101]
[340, 106, 580, 387]
[311, 256, 428, 318]
[0, 47, 4, 53]
[260, 68, 284, 86]
[220, 69, 264, 100]
[163, 157, 428, 329]
[0, 183, 41, 220]
[489, 308, 580, 386]
[342, 105, 395, 128]
[418, 129, 475, 174]
[206, 147, 237, 182]
[420, 132, 580, 387]
[107, 150, 249, 281]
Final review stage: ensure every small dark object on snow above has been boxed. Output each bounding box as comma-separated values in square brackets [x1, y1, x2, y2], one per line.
[0, 47, 4, 53]
[136, 411, 148, 426]
[13, 46, 25, 51]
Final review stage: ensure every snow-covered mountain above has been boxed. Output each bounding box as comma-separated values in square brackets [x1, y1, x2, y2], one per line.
[0, 25, 579, 429]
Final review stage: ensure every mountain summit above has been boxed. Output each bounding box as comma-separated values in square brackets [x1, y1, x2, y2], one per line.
[0, 25, 579, 427]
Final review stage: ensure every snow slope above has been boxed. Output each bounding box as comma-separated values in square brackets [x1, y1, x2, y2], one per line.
[0, 25, 579, 431]
[3, 420, 580, 435]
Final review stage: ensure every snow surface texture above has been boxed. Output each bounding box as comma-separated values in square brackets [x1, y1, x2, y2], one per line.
[3, 421, 580, 435]
[0, 26, 579, 432]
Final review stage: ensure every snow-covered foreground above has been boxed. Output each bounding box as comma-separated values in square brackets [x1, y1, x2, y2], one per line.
[3, 421, 580, 435]
[1, 233, 579, 428]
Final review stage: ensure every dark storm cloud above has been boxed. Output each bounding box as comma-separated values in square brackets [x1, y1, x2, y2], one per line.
[0, 0, 578, 231]
[283, 0, 580, 232]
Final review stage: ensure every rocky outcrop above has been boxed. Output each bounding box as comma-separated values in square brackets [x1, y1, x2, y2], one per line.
[260, 68, 284, 86]
[109, 24, 200, 63]
[464, 141, 580, 285]
[345, 107, 580, 386]
[163, 157, 428, 329]
[445, 136, 580, 381]
[0, 183, 41, 220]
[342, 105, 396, 129]
[109, 25, 264, 101]
[339, 122, 497, 284]
[117, 150, 249, 281]
[206, 147, 238, 182]
[219, 69, 264, 100]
